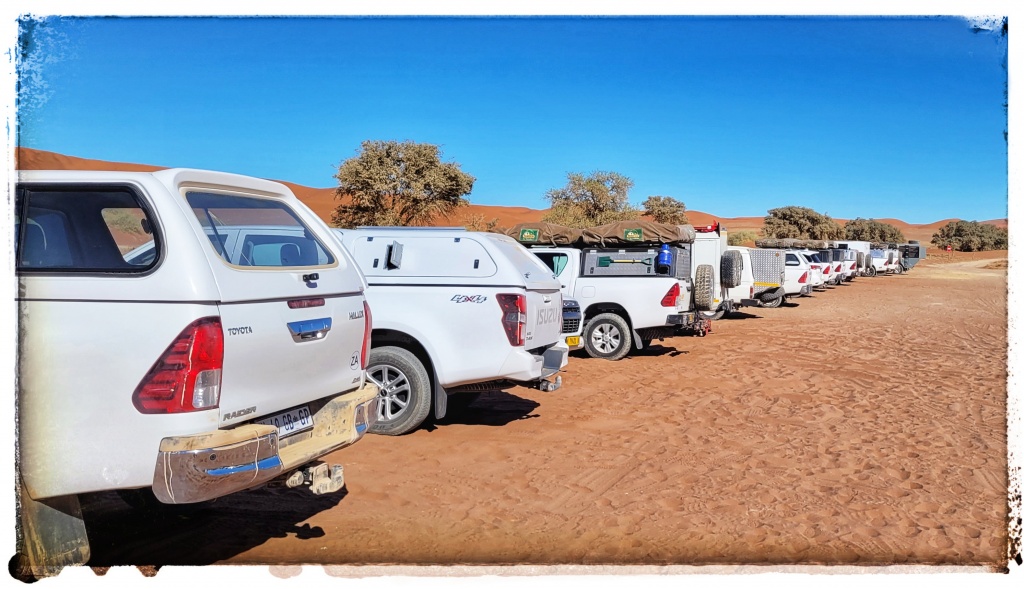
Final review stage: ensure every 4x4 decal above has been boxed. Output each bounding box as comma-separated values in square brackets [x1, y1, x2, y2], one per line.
[451, 295, 488, 304]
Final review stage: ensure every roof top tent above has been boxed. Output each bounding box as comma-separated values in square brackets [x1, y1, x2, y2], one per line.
[898, 241, 926, 271]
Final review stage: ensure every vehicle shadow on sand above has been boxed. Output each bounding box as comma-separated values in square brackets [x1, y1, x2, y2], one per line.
[80, 484, 348, 567]
[430, 390, 541, 429]
[721, 311, 762, 320]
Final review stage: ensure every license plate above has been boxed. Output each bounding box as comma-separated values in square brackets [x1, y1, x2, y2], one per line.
[257, 405, 313, 438]
[565, 336, 580, 346]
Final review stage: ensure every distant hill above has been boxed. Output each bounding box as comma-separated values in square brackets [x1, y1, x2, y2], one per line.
[15, 147, 1006, 246]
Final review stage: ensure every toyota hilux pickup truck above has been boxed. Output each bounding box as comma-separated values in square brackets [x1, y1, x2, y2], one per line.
[333, 227, 567, 435]
[510, 221, 701, 359]
[14, 169, 379, 577]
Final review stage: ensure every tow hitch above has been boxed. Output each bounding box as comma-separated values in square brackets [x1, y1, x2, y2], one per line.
[694, 317, 712, 337]
[537, 376, 562, 392]
[285, 462, 345, 495]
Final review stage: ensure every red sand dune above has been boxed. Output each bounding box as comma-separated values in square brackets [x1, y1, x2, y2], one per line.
[15, 147, 1005, 246]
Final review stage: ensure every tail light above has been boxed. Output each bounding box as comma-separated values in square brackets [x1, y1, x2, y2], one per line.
[497, 294, 526, 347]
[798, 271, 808, 284]
[749, 286, 754, 298]
[661, 283, 680, 307]
[361, 300, 372, 370]
[133, 317, 224, 414]
[823, 265, 830, 275]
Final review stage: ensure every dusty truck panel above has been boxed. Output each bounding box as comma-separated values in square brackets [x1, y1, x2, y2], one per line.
[15, 169, 379, 577]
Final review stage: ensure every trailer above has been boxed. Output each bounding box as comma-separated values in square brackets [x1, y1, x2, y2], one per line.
[897, 241, 926, 272]
[832, 240, 872, 277]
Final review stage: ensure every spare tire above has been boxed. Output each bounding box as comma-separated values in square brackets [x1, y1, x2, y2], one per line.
[759, 287, 783, 302]
[720, 250, 743, 288]
[908, 240, 919, 244]
[694, 264, 715, 311]
[856, 251, 866, 272]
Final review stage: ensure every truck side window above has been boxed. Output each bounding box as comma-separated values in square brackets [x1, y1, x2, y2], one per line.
[185, 191, 334, 268]
[16, 186, 159, 272]
[533, 252, 569, 276]
[785, 253, 799, 266]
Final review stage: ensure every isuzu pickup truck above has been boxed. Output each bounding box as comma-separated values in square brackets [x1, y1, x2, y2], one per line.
[14, 169, 379, 577]
[334, 227, 566, 435]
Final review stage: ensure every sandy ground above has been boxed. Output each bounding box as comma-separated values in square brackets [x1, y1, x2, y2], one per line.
[79, 250, 1009, 570]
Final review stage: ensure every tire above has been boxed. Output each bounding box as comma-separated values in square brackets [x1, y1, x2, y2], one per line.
[693, 264, 715, 311]
[366, 346, 432, 435]
[761, 293, 784, 308]
[699, 309, 725, 321]
[583, 313, 632, 361]
[720, 250, 743, 288]
[759, 287, 783, 302]
[893, 263, 903, 275]
[866, 266, 877, 277]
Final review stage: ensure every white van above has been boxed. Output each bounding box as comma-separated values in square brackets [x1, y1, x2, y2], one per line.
[334, 227, 566, 435]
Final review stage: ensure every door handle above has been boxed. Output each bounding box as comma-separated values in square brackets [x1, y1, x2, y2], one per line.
[287, 318, 333, 341]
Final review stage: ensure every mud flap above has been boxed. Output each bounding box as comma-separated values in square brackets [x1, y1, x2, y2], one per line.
[433, 374, 447, 420]
[14, 484, 90, 580]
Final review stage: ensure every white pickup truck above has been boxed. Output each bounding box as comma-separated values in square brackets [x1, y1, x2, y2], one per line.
[510, 221, 701, 360]
[14, 169, 379, 577]
[333, 227, 566, 435]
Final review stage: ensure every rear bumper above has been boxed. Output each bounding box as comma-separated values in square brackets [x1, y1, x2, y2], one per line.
[666, 312, 697, 327]
[150, 383, 379, 504]
[499, 344, 567, 383]
[740, 298, 760, 307]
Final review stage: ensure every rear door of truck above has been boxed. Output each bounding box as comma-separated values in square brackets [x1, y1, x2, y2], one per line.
[486, 237, 563, 349]
[180, 187, 368, 431]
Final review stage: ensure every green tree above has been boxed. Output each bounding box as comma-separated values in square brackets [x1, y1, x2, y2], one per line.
[931, 220, 1008, 252]
[332, 140, 475, 227]
[843, 218, 905, 243]
[727, 230, 760, 246]
[762, 206, 844, 240]
[542, 171, 641, 228]
[642, 195, 689, 224]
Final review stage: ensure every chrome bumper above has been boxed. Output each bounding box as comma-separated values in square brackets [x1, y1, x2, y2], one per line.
[151, 384, 379, 504]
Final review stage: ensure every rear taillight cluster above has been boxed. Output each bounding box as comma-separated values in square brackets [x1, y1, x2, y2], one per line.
[497, 294, 527, 347]
[361, 300, 372, 370]
[823, 265, 830, 275]
[133, 317, 224, 414]
[798, 271, 808, 284]
[661, 283, 680, 307]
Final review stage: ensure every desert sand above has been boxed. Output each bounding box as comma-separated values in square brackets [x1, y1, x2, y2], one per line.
[77, 249, 1009, 570]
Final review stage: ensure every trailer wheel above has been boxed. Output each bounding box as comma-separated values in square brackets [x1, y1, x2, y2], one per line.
[893, 263, 903, 275]
[583, 313, 632, 360]
[720, 250, 743, 288]
[693, 264, 716, 311]
[866, 266, 877, 277]
[366, 346, 432, 435]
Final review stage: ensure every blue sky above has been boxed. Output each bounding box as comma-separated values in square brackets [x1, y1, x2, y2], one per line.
[15, 15, 1008, 223]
